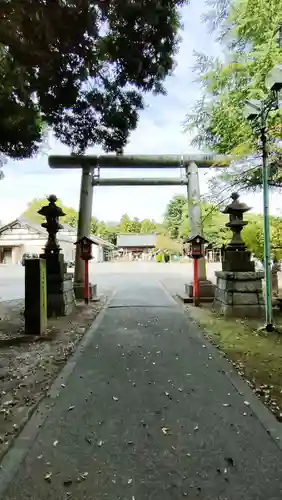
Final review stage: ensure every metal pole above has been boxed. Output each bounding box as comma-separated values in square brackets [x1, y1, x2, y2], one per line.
[74, 166, 94, 287]
[261, 124, 273, 331]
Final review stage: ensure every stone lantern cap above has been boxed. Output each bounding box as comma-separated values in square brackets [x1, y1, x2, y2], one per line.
[222, 192, 251, 229]
[222, 192, 251, 216]
[38, 195, 66, 219]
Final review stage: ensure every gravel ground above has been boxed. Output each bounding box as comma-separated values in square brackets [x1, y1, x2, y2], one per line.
[0, 297, 107, 460]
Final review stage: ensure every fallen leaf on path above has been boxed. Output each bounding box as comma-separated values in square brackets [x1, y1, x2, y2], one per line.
[161, 427, 170, 435]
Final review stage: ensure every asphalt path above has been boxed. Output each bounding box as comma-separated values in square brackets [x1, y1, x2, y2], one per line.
[1, 272, 282, 499]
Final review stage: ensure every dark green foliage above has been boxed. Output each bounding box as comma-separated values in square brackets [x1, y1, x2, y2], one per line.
[185, 0, 282, 192]
[1, 0, 187, 158]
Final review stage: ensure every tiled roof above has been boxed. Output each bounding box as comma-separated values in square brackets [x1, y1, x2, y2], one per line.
[117, 233, 157, 248]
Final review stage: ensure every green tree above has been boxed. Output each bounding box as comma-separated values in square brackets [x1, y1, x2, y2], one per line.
[97, 221, 117, 245]
[90, 217, 99, 235]
[178, 200, 229, 246]
[243, 215, 265, 261]
[1, 0, 187, 159]
[164, 195, 186, 239]
[118, 214, 133, 233]
[22, 198, 78, 227]
[185, 0, 282, 196]
[156, 234, 181, 255]
[140, 219, 156, 233]
[131, 217, 142, 233]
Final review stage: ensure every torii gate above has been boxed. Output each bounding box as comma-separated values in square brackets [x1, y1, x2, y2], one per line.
[48, 154, 230, 298]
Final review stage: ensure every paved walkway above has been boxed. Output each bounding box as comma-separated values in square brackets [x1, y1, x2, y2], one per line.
[1, 281, 282, 499]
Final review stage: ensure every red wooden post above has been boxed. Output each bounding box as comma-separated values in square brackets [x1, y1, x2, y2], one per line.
[193, 258, 200, 306]
[84, 259, 89, 304]
[185, 234, 208, 307]
[75, 236, 96, 305]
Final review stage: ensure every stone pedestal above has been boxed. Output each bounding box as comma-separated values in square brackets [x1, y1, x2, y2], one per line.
[185, 280, 214, 301]
[213, 271, 264, 318]
[73, 282, 97, 301]
[41, 253, 75, 318]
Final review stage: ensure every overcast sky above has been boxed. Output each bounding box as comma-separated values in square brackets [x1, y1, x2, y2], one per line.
[1, 0, 280, 224]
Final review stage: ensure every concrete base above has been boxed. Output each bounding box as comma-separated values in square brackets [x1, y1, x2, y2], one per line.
[74, 282, 97, 300]
[213, 270, 264, 318]
[184, 280, 215, 302]
[177, 293, 213, 304]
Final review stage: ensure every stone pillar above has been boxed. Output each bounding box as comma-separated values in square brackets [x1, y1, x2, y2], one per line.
[38, 195, 75, 317]
[185, 162, 214, 300]
[213, 193, 264, 318]
[73, 166, 96, 300]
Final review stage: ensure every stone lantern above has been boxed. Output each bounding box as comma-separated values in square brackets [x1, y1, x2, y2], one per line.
[221, 192, 255, 272]
[213, 193, 264, 318]
[38, 195, 75, 317]
[38, 195, 66, 255]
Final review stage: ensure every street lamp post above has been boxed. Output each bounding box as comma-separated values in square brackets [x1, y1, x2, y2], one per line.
[243, 65, 282, 331]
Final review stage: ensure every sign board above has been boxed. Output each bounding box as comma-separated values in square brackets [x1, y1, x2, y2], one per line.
[25, 258, 47, 335]
[40, 259, 47, 333]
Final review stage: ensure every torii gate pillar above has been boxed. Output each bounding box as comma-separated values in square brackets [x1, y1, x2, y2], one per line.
[73, 166, 96, 300]
[185, 162, 214, 300]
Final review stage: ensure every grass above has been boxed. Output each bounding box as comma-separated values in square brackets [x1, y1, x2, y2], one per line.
[185, 303, 282, 421]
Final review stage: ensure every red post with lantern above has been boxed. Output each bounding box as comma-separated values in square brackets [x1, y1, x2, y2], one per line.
[75, 236, 95, 304]
[185, 235, 208, 306]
